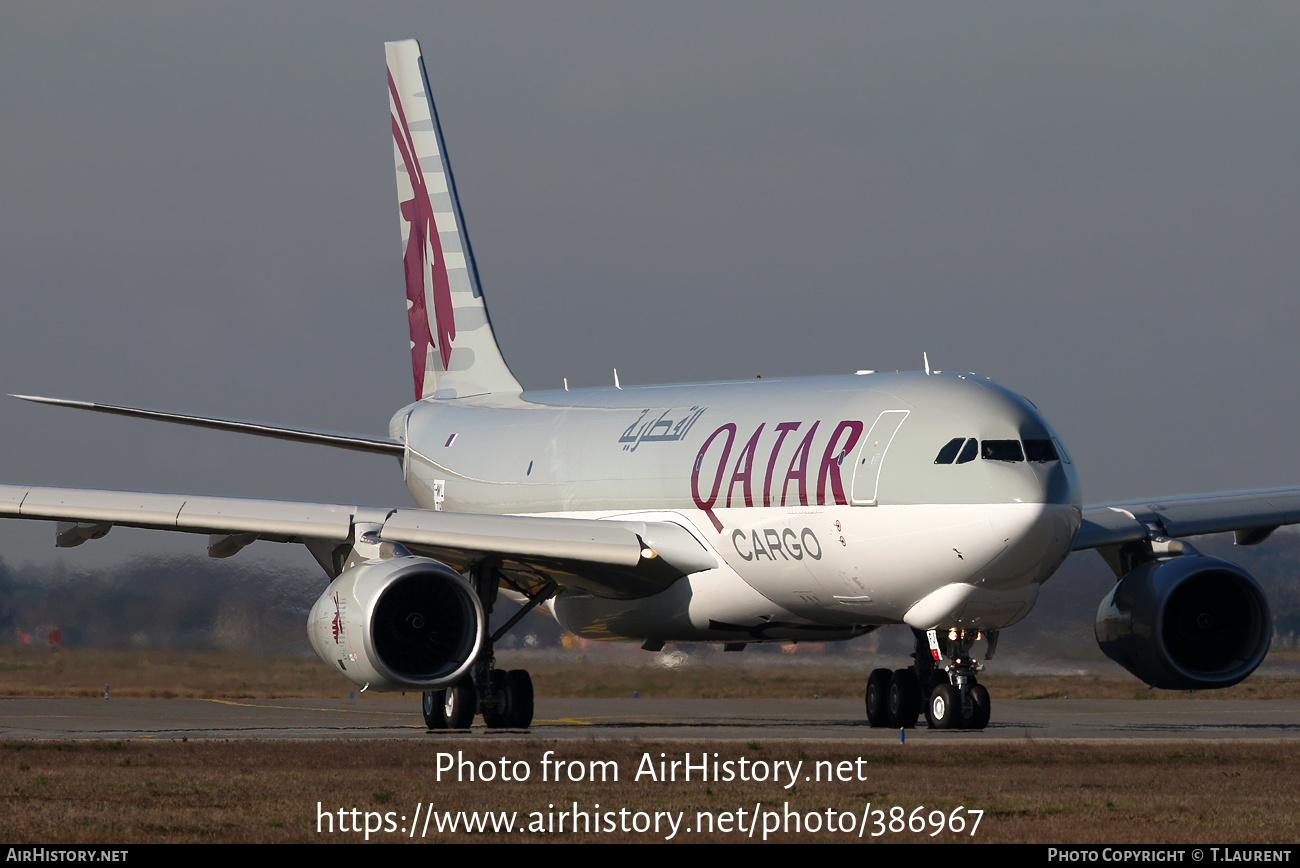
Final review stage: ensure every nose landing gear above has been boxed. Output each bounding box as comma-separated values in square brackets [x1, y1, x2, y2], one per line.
[923, 627, 993, 730]
[864, 627, 995, 731]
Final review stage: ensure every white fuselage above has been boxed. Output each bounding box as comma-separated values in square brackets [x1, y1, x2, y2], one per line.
[393, 371, 1082, 643]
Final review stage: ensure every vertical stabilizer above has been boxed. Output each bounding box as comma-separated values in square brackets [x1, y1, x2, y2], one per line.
[386, 39, 522, 400]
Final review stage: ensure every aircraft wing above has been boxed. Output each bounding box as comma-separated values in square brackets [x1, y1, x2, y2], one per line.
[0, 484, 717, 600]
[9, 395, 404, 457]
[1072, 488, 1300, 551]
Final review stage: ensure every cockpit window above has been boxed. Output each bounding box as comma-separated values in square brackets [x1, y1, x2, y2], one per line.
[981, 440, 1024, 462]
[934, 437, 965, 464]
[1024, 439, 1059, 462]
[1052, 437, 1072, 464]
[956, 438, 978, 464]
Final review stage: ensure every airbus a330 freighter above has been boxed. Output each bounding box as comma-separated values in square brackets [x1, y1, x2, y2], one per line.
[3, 39, 1291, 731]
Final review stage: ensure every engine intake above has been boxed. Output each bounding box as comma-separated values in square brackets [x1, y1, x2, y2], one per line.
[1095, 553, 1271, 690]
[308, 556, 484, 692]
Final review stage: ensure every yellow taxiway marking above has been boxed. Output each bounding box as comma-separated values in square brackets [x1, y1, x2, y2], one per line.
[200, 700, 598, 726]
[200, 698, 411, 716]
[1019, 706, 1284, 716]
[538, 718, 591, 725]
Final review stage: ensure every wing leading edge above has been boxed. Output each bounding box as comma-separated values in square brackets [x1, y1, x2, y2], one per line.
[1073, 488, 1300, 551]
[0, 484, 716, 600]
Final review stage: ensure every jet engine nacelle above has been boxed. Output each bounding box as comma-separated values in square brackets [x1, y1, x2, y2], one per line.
[307, 556, 484, 692]
[1095, 553, 1271, 690]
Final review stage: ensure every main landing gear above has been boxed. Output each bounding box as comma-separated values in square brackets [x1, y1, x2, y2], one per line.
[422, 667, 533, 729]
[864, 627, 995, 731]
[422, 563, 554, 731]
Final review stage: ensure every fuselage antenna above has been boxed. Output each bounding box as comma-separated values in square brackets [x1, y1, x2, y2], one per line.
[614, 369, 621, 390]
[923, 352, 931, 375]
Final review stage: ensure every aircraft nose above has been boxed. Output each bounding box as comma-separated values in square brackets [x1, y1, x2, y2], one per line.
[983, 502, 1080, 588]
[1035, 455, 1081, 506]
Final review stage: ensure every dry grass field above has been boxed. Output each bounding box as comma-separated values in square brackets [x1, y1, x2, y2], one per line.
[1, 739, 1296, 844]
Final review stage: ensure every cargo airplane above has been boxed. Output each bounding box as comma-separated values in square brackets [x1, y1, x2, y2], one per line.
[2, 39, 1290, 731]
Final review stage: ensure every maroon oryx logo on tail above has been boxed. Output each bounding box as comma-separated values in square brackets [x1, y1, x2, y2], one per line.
[389, 68, 456, 399]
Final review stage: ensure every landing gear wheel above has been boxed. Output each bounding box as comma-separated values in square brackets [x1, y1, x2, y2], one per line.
[927, 683, 962, 730]
[965, 683, 991, 730]
[505, 669, 534, 728]
[865, 668, 892, 727]
[442, 679, 476, 729]
[887, 669, 920, 729]
[481, 670, 510, 728]
[422, 690, 445, 729]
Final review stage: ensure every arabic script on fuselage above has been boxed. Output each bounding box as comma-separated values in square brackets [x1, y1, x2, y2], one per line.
[618, 406, 708, 452]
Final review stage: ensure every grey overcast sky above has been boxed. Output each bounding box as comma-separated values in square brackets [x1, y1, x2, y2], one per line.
[1, 2, 1299, 569]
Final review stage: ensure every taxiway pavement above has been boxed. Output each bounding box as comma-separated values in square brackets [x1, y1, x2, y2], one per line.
[2, 696, 1298, 740]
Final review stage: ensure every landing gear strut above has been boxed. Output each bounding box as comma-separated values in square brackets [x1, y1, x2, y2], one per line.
[922, 627, 993, 731]
[422, 563, 554, 731]
[864, 628, 995, 730]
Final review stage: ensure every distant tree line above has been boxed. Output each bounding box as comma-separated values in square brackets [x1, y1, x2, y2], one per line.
[0, 530, 1297, 654]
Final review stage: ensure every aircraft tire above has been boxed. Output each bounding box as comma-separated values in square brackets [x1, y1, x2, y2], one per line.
[442, 679, 476, 729]
[481, 670, 510, 728]
[865, 668, 892, 727]
[966, 683, 991, 730]
[422, 690, 446, 729]
[926, 684, 962, 730]
[505, 669, 534, 728]
[887, 669, 921, 729]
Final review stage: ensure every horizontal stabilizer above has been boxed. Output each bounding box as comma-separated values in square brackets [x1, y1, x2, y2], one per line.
[11, 395, 403, 457]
